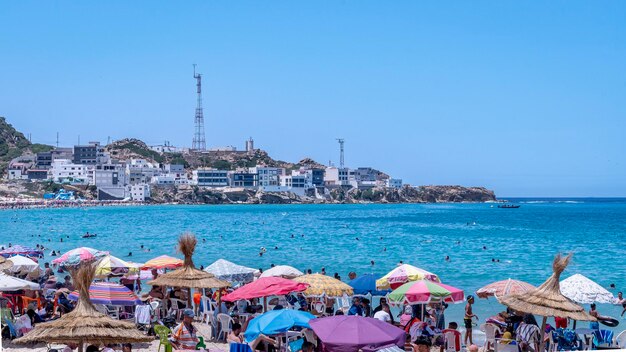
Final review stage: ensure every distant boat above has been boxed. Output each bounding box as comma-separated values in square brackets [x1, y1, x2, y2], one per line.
[498, 204, 520, 209]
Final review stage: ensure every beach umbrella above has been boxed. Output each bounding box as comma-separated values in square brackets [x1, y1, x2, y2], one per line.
[376, 264, 440, 290]
[0, 257, 13, 272]
[388, 280, 464, 305]
[52, 247, 109, 267]
[204, 259, 259, 283]
[260, 265, 304, 279]
[223, 277, 309, 302]
[310, 315, 406, 352]
[476, 278, 536, 299]
[0, 245, 43, 258]
[15, 261, 152, 352]
[141, 255, 183, 270]
[244, 309, 315, 342]
[500, 254, 596, 352]
[149, 234, 230, 302]
[349, 274, 391, 296]
[68, 282, 141, 306]
[7, 255, 39, 273]
[560, 273, 615, 304]
[0, 273, 40, 291]
[294, 274, 354, 297]
[95, 255, 139, 278]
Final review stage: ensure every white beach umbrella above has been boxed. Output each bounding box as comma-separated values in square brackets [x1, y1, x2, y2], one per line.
[8, 255, 39, 273]
[0, 273, 40, 291]
[260, 265, 304, 279]
[204, 259, 259, 283]
[560, 273, 615, 304]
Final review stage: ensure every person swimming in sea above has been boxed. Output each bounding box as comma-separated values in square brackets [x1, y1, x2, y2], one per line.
[445, 255, 450, 261]
[127, 252, 132, 257]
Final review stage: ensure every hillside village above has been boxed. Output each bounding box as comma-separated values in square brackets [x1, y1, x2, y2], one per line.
[1, 117, 496, 204]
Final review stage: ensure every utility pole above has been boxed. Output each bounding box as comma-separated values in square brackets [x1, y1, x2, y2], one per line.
[78, 135, 80, 145]
[336, 138, 345, 168]
[56, 132, 59, 148]
[107, 136, 111, 145]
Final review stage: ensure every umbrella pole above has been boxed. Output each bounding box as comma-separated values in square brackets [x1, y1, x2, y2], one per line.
[78, 339, 84, 352]
[539, 316, 547, 352]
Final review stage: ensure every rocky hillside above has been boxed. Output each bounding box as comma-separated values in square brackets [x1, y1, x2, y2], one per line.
[107, 138, 329, 172]
[149, 184, 496, 204]
[0, 117, 53, 174]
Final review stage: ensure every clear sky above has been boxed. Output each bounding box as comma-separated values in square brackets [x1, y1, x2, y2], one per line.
[1, 1, 625, 197]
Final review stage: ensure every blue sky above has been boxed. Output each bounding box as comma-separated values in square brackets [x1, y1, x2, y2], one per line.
[1, 1, 625, 197]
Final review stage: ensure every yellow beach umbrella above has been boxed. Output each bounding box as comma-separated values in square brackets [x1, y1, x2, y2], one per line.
[95, 255, 139, 278]
[376, 264, 440, 290]
[294, 274, 353, 297]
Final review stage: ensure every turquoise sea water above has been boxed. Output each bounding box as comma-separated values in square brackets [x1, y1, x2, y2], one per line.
[2, 199, 626, 335]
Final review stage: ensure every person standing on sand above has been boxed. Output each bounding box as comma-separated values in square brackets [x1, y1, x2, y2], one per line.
[464, 295, 477, 346]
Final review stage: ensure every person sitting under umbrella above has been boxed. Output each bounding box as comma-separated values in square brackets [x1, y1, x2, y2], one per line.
[515, 314, 541, 352]
[228, 322, 278, 351]
[171, 309, 199, 350]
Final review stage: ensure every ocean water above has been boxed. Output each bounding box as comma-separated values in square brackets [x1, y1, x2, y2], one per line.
[2, 199, 626, 335]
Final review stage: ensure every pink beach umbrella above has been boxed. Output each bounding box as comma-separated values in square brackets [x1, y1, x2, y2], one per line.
[476, 278, 536, 299]
[222, 277, 309, 302]
[52, 247, 109, 267]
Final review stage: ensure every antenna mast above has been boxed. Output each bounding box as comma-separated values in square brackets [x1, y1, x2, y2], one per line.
[336, 138, 345, 168]
[192, 64, 207, 151]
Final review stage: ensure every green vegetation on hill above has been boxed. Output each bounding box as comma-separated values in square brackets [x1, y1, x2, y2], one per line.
[0, 116, 53, 174]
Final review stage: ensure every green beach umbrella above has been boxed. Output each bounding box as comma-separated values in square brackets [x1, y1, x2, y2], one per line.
[388, 279, 464, 305]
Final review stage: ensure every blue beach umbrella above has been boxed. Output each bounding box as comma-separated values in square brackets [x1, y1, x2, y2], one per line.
[244, 309, 315, 342]
[349, 274, 391, 296]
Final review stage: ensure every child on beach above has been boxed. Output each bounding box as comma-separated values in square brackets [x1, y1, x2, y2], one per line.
[464, 295, 477, 346]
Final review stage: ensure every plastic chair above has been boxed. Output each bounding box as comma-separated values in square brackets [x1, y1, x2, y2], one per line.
[196, 336, 206, 350]
[217, 313, 234, 341]
[313, 302, 326, 315]
[483, 323, 501, 351]
[615, 330, 626, 348]
[154, 324, 172, 352]
[444, 331, 461, 352]
[20, 296, 41, 313]
[494, 338, 519, 352]
[169, 298, 188, 319]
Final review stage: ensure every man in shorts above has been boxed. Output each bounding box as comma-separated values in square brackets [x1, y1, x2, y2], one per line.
[464, 295, 477, 346]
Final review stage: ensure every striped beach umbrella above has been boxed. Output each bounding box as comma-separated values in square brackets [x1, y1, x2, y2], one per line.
[476, 278, 535, 299]
[141, 255, 183, 270]
[68, 282, 141, 306]
[388, 280, 464, 305]
[376, 264, 440, 290]
[0, 245, 43, 258]
[52, 247, 109, 267]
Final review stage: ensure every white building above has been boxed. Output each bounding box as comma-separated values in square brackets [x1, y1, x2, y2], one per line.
[385, 178, 403, 188]
[324, 167, 357, 187]
[252, 167, 284, 187]
[93, 164, 126, 187]
[126, 159, 159, 185]
[50, 159, 89, 184]
[192, 169, 229, 187]
[128, 184, 151, 201]
[8, 168, 27, 180]
[151, 175, 176, 185]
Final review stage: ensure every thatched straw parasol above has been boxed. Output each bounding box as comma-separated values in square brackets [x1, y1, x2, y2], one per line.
[500, 254, 596, 352]
[0, 256, 13, 272]
[149, 233, 230, 290]
[15, 262, 151, 352]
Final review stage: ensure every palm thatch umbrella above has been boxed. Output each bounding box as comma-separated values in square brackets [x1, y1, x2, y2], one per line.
[148, 233, 230, 307]
[15, 262, 151, 352]
[500, 254, 596, 352]
[0, 256, 13, 272]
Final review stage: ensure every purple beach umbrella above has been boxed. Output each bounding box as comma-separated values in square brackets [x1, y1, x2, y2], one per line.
[309, 315, 406, 352]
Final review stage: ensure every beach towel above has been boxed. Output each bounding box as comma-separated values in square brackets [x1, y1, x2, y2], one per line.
[593, 329, 613, 348]
[135, 304, 151, 325]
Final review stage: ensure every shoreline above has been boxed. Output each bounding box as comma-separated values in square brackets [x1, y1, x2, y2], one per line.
[0, 198, 496, 211]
